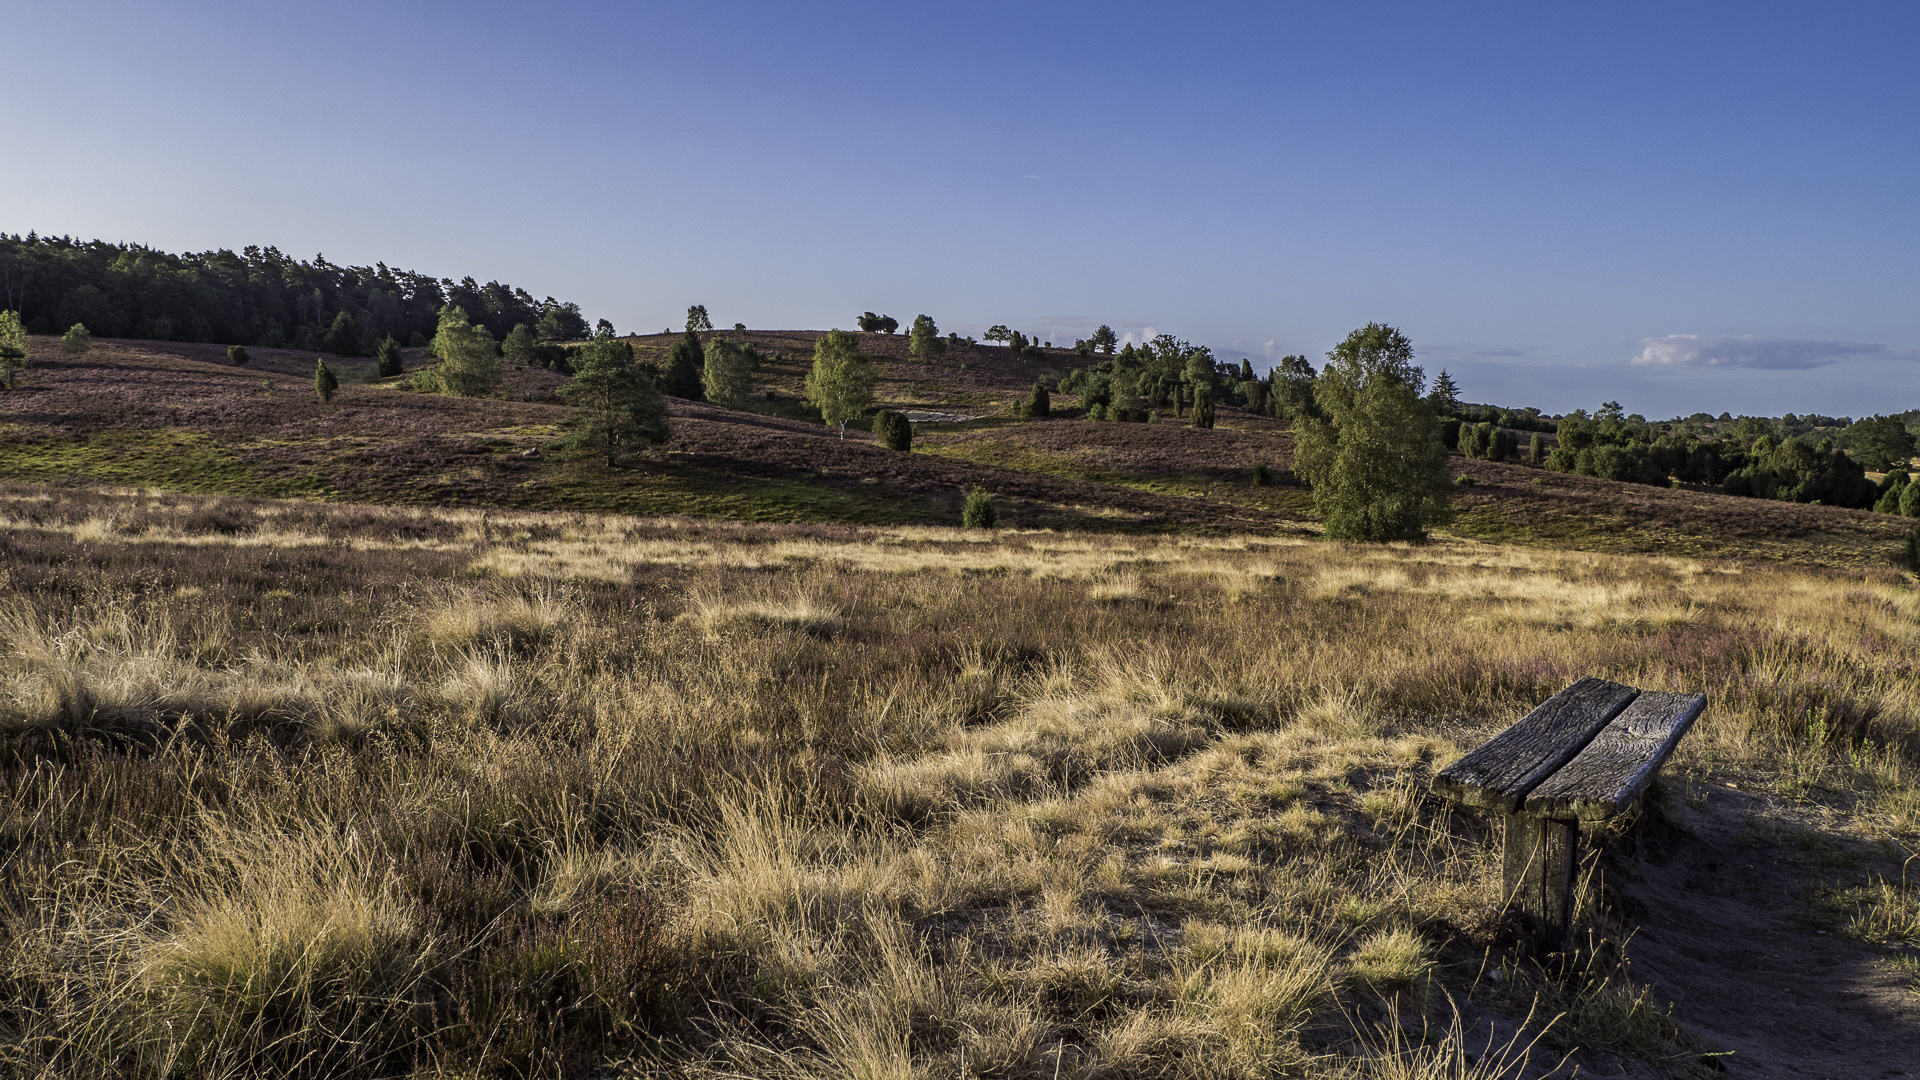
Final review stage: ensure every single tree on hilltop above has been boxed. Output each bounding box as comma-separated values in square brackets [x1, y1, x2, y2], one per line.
[909, 314, 946, 360]
[805, 329, 877, 438]
[1088, 325, 1118, 354]
[685, 305, 712, 333]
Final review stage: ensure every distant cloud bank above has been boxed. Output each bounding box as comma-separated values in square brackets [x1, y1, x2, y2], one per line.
[1630, 334, 1887, 370]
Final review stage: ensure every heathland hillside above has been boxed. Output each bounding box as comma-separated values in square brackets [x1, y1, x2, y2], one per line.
[1, 333, 1913, 569]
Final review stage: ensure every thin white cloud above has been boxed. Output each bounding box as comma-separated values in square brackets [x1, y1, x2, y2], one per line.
[1262, 339, 1276, 360]
[1630, 334, 1888, 370]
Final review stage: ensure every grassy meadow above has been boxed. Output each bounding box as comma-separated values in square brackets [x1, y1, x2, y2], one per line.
[2, 485, 1917, 1078]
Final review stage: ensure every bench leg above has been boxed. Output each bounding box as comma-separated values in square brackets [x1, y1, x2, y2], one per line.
[1503, 811, 1577, 950]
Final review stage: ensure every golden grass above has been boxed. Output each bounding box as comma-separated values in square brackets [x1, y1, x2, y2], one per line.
[1, 486, 1915, 1077]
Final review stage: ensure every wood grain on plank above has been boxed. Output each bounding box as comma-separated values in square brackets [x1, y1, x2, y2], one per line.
[1522, 691, 1707, 820]
[1431, 677, 1640, 811]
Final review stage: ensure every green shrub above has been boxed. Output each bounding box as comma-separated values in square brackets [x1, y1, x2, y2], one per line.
[872, 409, 912, 452]
[1529, 432, 1546, 466]
[962, 486, 996, 529]
[227, 345, 249, 365]
[1253, 462, 1272, 486]
[1457, 422, 1483, 458]
[1454, 474, 1476, 487]
[1903, 480, 1920, 518]
[375, 335, 403, 377]
[1190, 386, 1216, 429]
[1024, 382, 1050, 417]
[314, 358, 338, 403]
[60, 323, 92, 356]
[1087, 403, 1107, 422]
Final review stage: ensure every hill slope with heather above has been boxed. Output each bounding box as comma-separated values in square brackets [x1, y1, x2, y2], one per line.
[0, 332, 1912, 568]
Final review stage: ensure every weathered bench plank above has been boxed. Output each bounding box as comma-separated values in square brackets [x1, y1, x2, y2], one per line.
[1430, 677, 1640, 812]
[1522, 691, 1707, 820]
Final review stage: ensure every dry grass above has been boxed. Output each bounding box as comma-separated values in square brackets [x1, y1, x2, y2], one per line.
[1, 484, 1915, 1077]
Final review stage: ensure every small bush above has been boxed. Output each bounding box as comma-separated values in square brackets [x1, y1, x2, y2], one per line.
[1454, 474, 1476, 487]
[1191, 387, 1216, 429]
[872, 409, 912, 452]
[1024, 382, 1050, 417]
[1529, 431, 1546, 466]
[375, 335, 403, 377]
[1087, 403, 1108, 422]
[60, 323, 92, 356]
[314, 358, 338, 403]
[962, 486, 996, 528]
[1253, 462, 1272, 486]
[227, 345, 249, 365]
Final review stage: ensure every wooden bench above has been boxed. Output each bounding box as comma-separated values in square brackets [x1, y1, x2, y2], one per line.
[1432, 677, 1707, 948]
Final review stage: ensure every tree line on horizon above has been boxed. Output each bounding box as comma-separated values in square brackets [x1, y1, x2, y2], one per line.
[0, 232, 594, 356]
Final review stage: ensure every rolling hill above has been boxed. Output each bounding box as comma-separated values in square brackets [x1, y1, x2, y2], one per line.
[0, 331, 1912, 568]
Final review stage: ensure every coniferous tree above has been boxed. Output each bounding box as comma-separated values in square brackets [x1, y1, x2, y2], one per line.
[1190, 385, 1216, 429]
[1871, 472, 1908, 514]
[1428, 370, 1461, 414]
[872, 409, 913, 451]
[703, 336, 752, 408]
[1529, 432, 1546, 466]
[1089, 325, 1117, 354]
[1024, 382, 1051, 417]
[663, 329, 705, 399]
[1293, 323, 1452, 541]
[228, 344, 250, 365]
[60, 323, 91, 356]
[685, 305, 712, 332]
[559, 332, 670, 464]
[0, 311, 27, 389]
[1457, 422, 1485, 459]
[323, 310, 365, 356]
[1903, 479, 1920, 518]
[314, 357, 338, 403]
[375, 336, 403, 377]
[962, 486, 996, 528]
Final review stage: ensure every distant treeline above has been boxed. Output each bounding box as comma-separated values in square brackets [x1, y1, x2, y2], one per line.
[1528, 403, 1919, 511]
[0, 232, 592, 355]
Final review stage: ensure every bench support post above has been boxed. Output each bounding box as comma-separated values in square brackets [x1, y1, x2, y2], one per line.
[1502, 811, 1576, 949]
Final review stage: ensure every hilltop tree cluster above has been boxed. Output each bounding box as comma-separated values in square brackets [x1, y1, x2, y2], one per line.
[0, 233, 591, 355]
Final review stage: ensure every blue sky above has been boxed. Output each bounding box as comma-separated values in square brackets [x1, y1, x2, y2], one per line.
[8, 1, 1917, 418]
